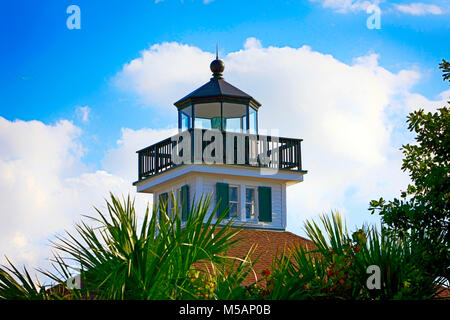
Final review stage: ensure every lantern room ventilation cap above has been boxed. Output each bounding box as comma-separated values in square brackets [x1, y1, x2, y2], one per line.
[210, 44, 225, 79]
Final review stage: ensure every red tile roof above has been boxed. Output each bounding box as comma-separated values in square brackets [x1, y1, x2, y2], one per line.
[222, 228, 315, 286]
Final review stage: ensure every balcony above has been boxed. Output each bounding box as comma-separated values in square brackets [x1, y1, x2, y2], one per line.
[136, 129, 304, 182]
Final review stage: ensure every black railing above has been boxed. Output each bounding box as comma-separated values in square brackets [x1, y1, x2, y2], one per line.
[137, 129, 303, 181]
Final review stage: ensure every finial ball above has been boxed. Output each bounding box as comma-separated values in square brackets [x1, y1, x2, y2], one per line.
[210, 59, 225, 75]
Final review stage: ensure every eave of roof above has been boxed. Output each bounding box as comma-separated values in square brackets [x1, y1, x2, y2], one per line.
[174, 78, 261, 108]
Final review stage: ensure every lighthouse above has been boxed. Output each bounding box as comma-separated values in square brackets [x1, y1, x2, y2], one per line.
[133, 54, 306, 231]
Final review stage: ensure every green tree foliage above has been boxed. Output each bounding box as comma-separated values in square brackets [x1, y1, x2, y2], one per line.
[440, 59, 450, 82]
[261, 212, 444, 300]
[1, 199, 445, 300]
[369, 61, 450, 283]
[0, 257, 53, 300]
[0, 193, 256, 300]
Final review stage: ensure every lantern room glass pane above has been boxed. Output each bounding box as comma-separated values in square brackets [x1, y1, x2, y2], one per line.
[179, 106, 192, 131]
[194, 103, 221, 130]
[249, 107, 257, 134]
[222, 103, 247, 133]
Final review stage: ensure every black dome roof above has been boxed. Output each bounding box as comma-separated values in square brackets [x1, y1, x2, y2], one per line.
[174, 58, 261, 109]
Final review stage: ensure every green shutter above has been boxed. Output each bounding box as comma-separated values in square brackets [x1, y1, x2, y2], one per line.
[216, 182, 229, 218]
[159, 192, 168, 221]
[258, 186, 272, 222]
[181, 185, 190, 221]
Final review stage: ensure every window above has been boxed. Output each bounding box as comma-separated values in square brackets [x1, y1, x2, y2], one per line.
[222, 103, 247, 133]
[179, 106, 192, 131]
[194, 103, 221, 130]
[167, 193, 174, 216]
[229, 185, 239, 218]
[165, 188, 186, 219]
[249, 107, 257, 134]
[158, 192, 168, 221]
[176, 187, 182, 214]
[245, 187, 257, 220]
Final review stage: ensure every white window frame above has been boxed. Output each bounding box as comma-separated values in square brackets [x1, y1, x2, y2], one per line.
[228, 184, 240, 219]
[164, 188, 181, 217]
[176, 187, 182, 214]
[167, 191, 174, 216]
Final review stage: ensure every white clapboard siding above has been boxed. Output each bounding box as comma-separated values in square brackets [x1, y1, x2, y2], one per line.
[153, 172, 286, 230]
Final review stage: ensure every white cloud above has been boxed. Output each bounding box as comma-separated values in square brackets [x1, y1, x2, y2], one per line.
[114, 42, 214, 108]
[102, 127, 178, 183]
[310, 0, 382, 13]
[0, 117, 157, 276]
[309, 0, 447, 16]
[394, 3, 444, 15]
[404, 89, 450, 113]
[114, 39, 447, 234]
[244, 37, 263, 50]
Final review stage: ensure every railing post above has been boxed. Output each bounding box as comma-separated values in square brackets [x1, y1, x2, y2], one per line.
[155, 146, 159, 174]
[171, 139, 176, 169]
[150, 148, 154, 175]
[278, 140, 283, 170]
[245, 135, 249, 165]
[223, 131, 227, 164]
[138, 152, 142, 181]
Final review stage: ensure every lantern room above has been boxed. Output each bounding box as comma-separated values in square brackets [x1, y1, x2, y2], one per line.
[175, 56, 260, 134]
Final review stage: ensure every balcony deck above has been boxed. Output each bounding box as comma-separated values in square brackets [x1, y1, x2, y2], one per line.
[135, 129, 305, 183]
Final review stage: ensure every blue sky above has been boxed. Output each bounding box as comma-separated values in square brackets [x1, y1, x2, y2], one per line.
[0, 0, 449, 269]
[2, 0, 448, 128]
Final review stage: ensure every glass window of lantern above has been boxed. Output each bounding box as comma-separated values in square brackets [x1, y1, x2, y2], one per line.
[222, 103, 247, 133]
[194, 103, 221, 130]
[179, 106, 192, 131]
[249, 106, 257, 134]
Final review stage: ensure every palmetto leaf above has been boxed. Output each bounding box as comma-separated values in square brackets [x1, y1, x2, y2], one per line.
[39, 192, 253, 300]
